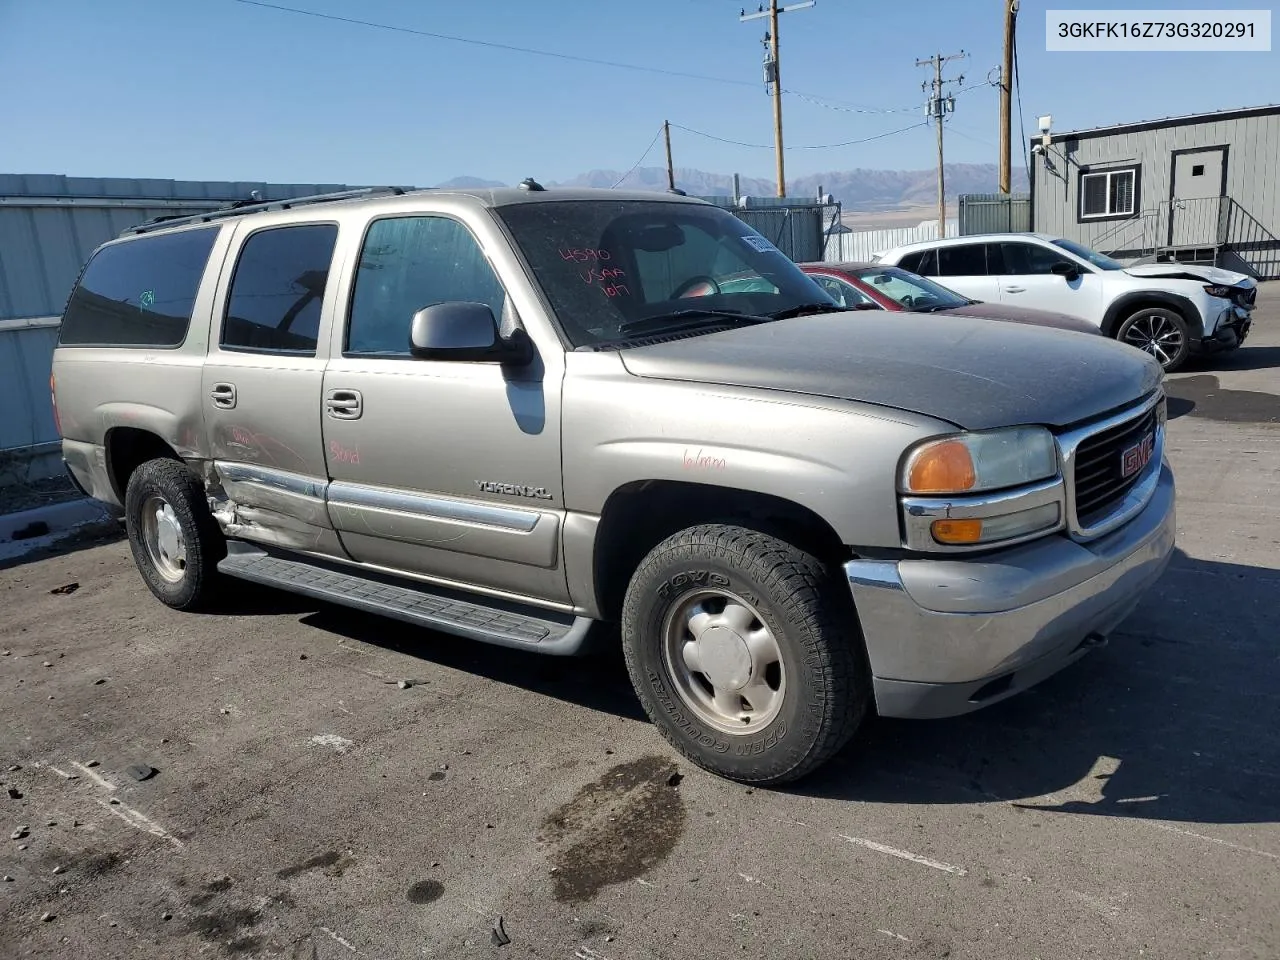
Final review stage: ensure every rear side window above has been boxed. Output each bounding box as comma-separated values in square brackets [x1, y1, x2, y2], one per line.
[58, 227, 219, 347]
[900, 249, 938, 276]
[221, 224, 339, 355]
[936, 244, 987, 277]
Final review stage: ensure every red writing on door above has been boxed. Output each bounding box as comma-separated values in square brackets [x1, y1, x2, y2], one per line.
[682, 449, 726, 470]
[329, 440, 361, 465]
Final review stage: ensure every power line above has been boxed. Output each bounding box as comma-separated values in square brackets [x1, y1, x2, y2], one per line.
[612, 125, 666, 188]
[1013, 35, 1031, 190]
[916, 50, 968, 238]
[230, 0, 762, 88]
[227, 1, 919, 128]
[669, 120, 929, 150]
[784, 90, 919, 115]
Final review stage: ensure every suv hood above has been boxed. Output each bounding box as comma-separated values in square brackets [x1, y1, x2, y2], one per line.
[618, 313, 1162, 431]
[1122, 262, 1254, 286]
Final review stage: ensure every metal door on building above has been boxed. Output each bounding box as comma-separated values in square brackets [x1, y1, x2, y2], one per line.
[1169, 147, 1227, 247]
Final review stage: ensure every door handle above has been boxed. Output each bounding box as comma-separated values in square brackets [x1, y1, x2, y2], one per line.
[210, 383, 237, 409]
[325, 389, 363, 420]
[1004, 286, 1026, 294]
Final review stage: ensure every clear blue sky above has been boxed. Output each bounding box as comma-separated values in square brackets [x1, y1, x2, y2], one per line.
[1, 0, 1275, 188]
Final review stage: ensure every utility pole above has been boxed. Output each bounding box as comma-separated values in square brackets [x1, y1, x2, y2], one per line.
[740, 1, 815, 198]
[999, 1, 1020, 193]
[663, 120, 675, 191]
[917, 50, 967, 238]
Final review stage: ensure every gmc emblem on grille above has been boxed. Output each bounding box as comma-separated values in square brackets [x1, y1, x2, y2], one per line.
[1120, 432, 1156, 479]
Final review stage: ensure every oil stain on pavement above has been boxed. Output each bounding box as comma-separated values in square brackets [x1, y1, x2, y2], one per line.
[406, 878, 445, 904]
[1165, 375, 1280, 424]
[540, 755, 686, 903]
[276, 850, 351, 880]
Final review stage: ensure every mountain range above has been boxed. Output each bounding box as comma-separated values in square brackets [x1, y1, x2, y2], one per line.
[435, 163, 1029, 212]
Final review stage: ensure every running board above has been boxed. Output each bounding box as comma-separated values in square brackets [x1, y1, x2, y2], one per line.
[217, 544, 594, 656]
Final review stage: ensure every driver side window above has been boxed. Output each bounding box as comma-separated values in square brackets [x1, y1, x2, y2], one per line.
[346, 216, 508, 356]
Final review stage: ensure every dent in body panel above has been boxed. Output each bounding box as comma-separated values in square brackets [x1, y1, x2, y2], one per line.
[560, 352, 952, 550]
[62, 439, 119, 509]
[561, 511, 602, 618]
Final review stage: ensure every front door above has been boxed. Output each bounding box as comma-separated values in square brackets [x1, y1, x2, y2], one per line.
[320, 212, 569, 604]
[1169, 147, 1227, 247]
[201, 220, 344, 557]
[993, 240, 1103, 320]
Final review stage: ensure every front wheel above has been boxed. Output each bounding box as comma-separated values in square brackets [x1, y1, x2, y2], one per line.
[124, 458, 226, 611]
[1117, 307, 1191, 372]
[620, 524, 871, 785]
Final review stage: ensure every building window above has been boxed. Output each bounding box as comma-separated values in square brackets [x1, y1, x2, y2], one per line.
[1079, 167, 1138, 220]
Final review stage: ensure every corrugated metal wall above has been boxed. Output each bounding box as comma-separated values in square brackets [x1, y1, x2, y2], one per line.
[0, 175, 373, 482]
[695, 195, 839, 263]
[958, 194, 1031, 235]
[1030, 110, 1280, 267]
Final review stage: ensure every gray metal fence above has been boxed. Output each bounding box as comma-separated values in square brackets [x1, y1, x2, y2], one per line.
[696, 196, 841, 263]
[958, 193, 1032, 235]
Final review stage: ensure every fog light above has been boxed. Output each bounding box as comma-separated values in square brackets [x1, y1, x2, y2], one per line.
[931, 503, 1061, 546]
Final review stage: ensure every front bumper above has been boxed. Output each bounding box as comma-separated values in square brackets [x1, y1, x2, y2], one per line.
[1196, 304, 1252, 354]
[845, 463, 1175, 719]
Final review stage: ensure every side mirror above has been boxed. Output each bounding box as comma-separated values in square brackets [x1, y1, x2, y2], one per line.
[409, 302, 533, 365]
[1051, 261, 1081, 281]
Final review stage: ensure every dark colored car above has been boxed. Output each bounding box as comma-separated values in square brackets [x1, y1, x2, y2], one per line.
[799, 261, 1103, 335]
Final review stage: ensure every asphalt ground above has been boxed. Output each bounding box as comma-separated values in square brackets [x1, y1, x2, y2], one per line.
[2, 286, 1278, 960]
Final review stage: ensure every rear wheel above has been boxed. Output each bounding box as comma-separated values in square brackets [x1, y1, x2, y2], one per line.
[1117, 307, 1191, 372]
[620, 523, 871, 785]
[124, 458, 225, 611]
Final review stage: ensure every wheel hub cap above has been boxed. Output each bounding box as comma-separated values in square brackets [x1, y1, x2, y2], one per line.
[661, 589, 786, 736]
[696, 625, 753, 691]
[141, 495, 187, 583]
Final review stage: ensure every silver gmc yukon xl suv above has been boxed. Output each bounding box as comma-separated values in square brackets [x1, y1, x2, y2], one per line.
[51, 184, 1176, 784]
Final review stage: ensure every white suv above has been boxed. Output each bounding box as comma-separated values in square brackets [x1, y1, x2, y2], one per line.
[873, 232, 1256, 372]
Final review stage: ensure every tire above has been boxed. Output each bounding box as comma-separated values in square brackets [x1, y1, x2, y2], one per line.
[620, 523, 871, 785]
[124, 458, 225, 611]
[1117, 306, 1191, 373]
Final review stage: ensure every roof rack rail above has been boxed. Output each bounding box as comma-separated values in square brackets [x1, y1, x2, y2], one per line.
[125, 186, 411, 236]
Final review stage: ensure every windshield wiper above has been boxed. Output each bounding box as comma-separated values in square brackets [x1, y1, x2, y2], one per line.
[616, 308, 770, 338]
[767, 302, 848, 320]
[914, 303, 960, 313]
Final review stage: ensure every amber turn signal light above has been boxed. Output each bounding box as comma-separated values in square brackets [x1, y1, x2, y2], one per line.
[931, 518, 984, 544]
[906, 440, 977, 494]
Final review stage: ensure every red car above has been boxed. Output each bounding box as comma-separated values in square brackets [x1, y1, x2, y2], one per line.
[799, 261, 1101, 334]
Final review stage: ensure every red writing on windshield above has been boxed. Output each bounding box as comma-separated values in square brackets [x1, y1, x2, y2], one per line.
[582, 267, 627, 284]
[559, 247, 612, 262]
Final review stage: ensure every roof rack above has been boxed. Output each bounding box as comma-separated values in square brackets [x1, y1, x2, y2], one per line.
[125, 186, 411, 236]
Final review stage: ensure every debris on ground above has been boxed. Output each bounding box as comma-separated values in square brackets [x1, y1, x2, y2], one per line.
[397, 679, 414, 689]
[490, 916, 511, 947]
[667, 771, 683, 787]
[6, 788, 22, 800]
[2, 875, 12, 882]
[124, 764, 156, 782]
[93, 678, 107, 685]
[85, 761, 99, 768]
[52, 866, 64, 875]
[40, 912, 54, 922]
[11, 826, 29, 840]
[49, 583, 79, 596]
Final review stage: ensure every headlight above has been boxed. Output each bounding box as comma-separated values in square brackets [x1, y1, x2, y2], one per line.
[1204, 284, 1232, 298]
[900, 427, 1059, 495]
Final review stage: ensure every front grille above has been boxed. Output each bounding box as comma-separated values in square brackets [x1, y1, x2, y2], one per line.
[1071, 404, 1159, 523]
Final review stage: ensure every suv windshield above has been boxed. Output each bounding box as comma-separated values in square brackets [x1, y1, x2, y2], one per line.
[850, 266, 971, 311]
[1050, 238, 1124, 270]
[494, 200, 835, 347]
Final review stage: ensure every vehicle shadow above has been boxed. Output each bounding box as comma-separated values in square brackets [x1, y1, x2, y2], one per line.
[1163, 374, 1280, 424]
[1193, 344, 1280, 373]
[798, 548, 1280, 827]
[299, 604, 647, 723]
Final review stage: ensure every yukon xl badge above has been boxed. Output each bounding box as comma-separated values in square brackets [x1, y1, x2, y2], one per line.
[475, 480, 554, 500]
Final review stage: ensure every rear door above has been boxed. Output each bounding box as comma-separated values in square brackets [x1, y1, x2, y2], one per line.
[200, 220, 344, 556]
[993, 240, 1104, 320]
[917, 243, 1000, 302]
